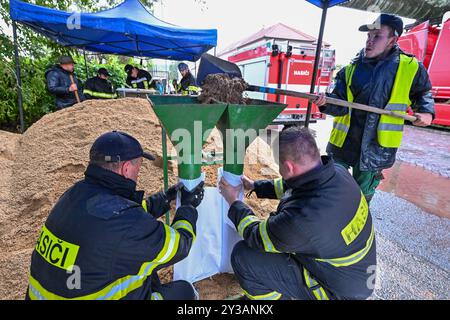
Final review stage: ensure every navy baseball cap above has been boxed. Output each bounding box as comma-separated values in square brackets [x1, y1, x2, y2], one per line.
[359, 14, 404, 37]
[90, 131, 155, 163]
[124, 64, 134, 74]
[178, 62, 189, 72]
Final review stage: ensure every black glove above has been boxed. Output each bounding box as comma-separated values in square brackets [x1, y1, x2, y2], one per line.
[165, 182, 182, 203]
[180, 181, 205, 208]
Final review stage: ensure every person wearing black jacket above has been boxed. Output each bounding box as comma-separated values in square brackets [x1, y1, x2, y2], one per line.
[27, 131, 204, 300]
[313, 14, 435, 203]
[124, 64, 152, 89]
[83, 68, 117, 100]
[177, 63, 199, 95]
[45, 55, 85, 109]
[219, 127, 376, 300]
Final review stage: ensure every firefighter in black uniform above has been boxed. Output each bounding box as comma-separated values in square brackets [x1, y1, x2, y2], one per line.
[27, 131, 205, 300]
[83, 68, 117, 100]
[177, 63, 199, 95]
[219, 127, 377, 300]
[124, 64, 152, 90]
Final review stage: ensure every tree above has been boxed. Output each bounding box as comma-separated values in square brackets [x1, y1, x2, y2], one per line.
[0, 0, 159, 131]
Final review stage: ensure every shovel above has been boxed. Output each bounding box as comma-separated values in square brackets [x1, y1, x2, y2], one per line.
[197, 54, 417, 122]
[69, 74, 81, 104]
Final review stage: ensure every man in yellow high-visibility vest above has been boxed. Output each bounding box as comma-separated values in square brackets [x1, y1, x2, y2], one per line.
[314, 14, 434, 203]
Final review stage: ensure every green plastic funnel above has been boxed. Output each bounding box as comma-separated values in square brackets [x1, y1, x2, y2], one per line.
[150, 96, 227, 180]
[217, 100, 286, 175]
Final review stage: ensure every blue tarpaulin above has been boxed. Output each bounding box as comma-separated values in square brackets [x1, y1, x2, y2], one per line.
[9, 0, 217, 61]
[305, 0, 349, 9]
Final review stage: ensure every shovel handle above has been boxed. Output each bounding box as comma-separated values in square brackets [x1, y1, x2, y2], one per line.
[247, 85, 417, 122]
[69, 74, 81, 104]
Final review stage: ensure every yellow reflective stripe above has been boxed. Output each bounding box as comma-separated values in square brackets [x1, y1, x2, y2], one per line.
[237, 215, 260, 237]
[330, 64, 355, 148]
[152, 224, 181, 264]
[172, 220, 196, 242]
[312, 287, 329, 300]
[345, 64, 356, 103]
[83, 89, 117, 99]
[303, 268, 329, 300]
[28, 224, 183, 300]
[316, 225, 375, 267]
[243, 290, 281, 300]
[35, 225, 79, 271]
[141, 199, 148, 213]
[273, 178, 284, 199]
[341, 192, 369, 245]
[187, 85, 199, 92]
[151, 292, 164, 300]
[259, 220, 280, 253]
[303, 268, 317, 288]
[378, 54, 419, 148]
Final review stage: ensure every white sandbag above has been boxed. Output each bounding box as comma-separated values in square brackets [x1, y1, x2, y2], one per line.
[173, 168, 243, 283]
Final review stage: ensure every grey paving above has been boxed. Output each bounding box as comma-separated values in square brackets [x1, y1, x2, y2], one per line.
[370, 191, 450, 299]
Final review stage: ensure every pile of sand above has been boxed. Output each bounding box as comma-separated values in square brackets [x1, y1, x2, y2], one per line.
[0, 97, 279, 300]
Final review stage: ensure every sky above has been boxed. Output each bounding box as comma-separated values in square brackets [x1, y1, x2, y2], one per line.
[0, 0, 415, 66]
[153, 0, 414, 65]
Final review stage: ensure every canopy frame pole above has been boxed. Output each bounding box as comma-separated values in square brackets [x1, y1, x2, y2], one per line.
[161, 126, 170, 225]
[83, 48, 89, 78]
[305, 0, 329, 128]
[12, 20, 25, 133]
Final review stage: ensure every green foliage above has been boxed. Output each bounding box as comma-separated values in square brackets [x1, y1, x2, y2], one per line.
[0, 0, 159, 132]
[0, 56, 55, 131]
[74, 55, 129, 91]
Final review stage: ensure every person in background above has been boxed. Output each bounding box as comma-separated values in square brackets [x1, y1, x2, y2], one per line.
[45, 55, 85, 109]
[177, 63, 199, 95]
[84, 68, 117, 100]
[124, 64, 152, 90]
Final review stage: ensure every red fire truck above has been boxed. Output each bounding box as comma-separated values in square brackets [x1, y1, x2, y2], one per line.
[219, 23, 335, 123]
[398, 15, 450, 127]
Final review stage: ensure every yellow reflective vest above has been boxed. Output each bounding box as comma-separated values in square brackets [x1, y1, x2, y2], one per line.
[330, 54, 419, 149]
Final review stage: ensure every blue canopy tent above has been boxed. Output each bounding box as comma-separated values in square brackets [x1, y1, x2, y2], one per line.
[9, 0, 218, 131]
[304, 0, 349, 127]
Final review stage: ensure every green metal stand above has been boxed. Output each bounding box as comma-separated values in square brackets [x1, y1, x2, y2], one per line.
[162, 126, 170, 225]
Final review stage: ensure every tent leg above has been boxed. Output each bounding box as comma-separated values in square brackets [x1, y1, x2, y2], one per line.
[12, 21, 24, 133]
[83, 48, 89, 78]
[305, 1, 329, 128]
[162, 126, 170, 225]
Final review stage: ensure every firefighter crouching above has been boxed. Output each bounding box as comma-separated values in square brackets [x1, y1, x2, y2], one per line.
[83, 68, 117, 100]
[27, 131, 205, 300]
[219, 127, 377, 300]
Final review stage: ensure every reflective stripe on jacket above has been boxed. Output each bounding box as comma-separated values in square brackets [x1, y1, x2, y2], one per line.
[84, 76, 117, 99]
[27, 164, 197, 300]
[228, 157, 377, 299]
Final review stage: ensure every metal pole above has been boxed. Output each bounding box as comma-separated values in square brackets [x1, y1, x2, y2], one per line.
[162, 126, 170, 224]
[83, 48, 89, 78]
[12, 21, 24, 133]
[305, 0, 329, 128]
